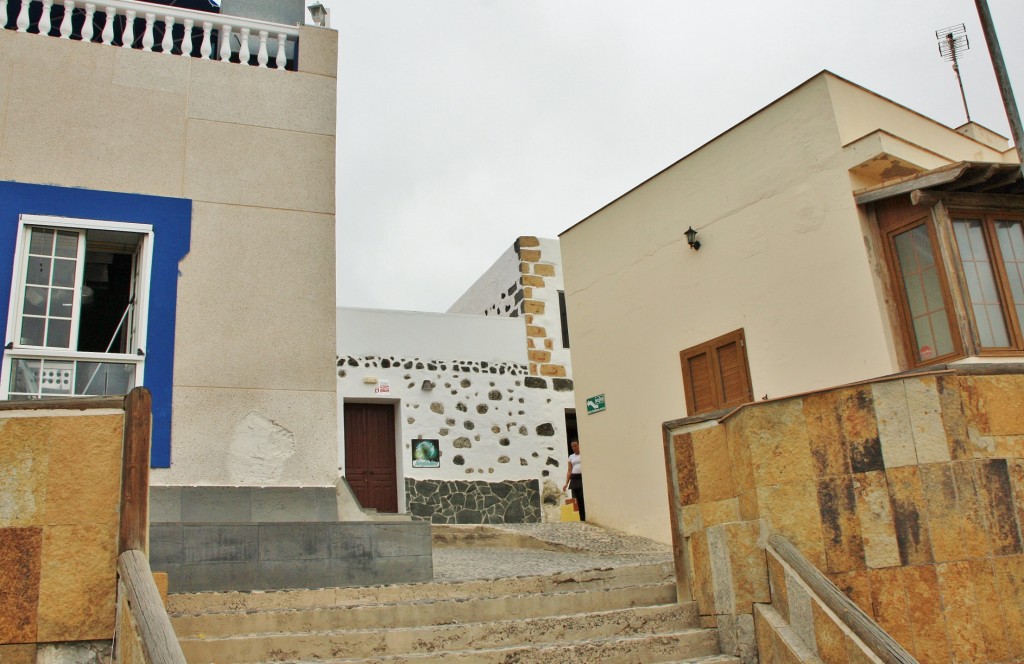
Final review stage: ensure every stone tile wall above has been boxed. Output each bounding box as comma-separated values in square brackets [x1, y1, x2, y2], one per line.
[406, 478, 541, 523]
[666, 370, 1024, 663]
[0, 409, 125, 656]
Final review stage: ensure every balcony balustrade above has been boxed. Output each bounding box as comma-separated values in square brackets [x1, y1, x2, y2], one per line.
[0, 0, 299, 69]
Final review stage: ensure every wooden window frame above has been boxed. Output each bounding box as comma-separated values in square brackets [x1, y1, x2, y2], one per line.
[679, 328, 753, 417]
[948, 209, 1024, 356]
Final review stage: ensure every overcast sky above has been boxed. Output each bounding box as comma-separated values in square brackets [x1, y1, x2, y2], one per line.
[321, 0, 1024, 313]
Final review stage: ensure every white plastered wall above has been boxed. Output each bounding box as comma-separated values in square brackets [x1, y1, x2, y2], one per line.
[560, 74, 911, 543]
[0, 26, 340, 487]
[337, 307, 573, 517]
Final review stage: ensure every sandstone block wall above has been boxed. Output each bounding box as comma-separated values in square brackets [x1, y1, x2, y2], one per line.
[666, 369, 1024, 663]
[0, 405, 125, 657]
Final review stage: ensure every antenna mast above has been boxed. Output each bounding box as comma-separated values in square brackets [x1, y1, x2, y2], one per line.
[936, 23, 971, 123]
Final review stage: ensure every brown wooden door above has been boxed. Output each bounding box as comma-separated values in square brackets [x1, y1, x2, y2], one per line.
[343, 403, 398, 513]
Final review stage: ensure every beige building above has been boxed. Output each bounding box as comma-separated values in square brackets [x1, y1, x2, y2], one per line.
[560, 71, 1021, 543]
[0, 2, 339, 489]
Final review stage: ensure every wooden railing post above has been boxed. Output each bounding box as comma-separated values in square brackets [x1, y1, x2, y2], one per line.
[119, 386, 152, 554]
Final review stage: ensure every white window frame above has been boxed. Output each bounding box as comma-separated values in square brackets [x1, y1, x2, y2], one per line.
[1, 214, 154, 399]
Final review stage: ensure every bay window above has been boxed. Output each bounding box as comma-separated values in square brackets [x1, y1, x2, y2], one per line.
[2, 215, 152, 399]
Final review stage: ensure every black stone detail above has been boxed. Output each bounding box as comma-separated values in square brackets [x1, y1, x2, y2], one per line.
[404, 362, 413, 369]
[405, 478, 540, 524]
[381, 359, 391, 368]
[347, 358, 358, 366]
[456, 402, 467, 412]
[499, 438, 510, 446]
[519, 426, 528, 436]
[460, 379, 471, 388]
[464, 421, 475, 430]
[545, 456, 559, 467]
[476, 404, 489, 414]
[553, 378, 574, 392]
[415, 362, 424, 369]
[524, 377, 547, 389]
[453, 455, 465, 466]
[427, 363, 437, 371]
[488, 390, 502, 401]
[536, 423, 555, 436]
[453, 437, 471, 448]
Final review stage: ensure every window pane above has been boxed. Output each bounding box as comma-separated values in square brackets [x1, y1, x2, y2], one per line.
[26, 257, 50, 285]
[46, 318, 71, 348]
[48, 288, 74, 317]
[29, 228, 53, 256]
[20, 317, 44, 346]
[54, 231, 79, 258]
[894, 224, 955, 362]
[996, 220, 1024, 335]
[22, 287, 47, 316]
[76, 362, 135, 395]
[954, 219, 1010, 347]
[10, 358, 41, 396]
[51, 258, 76, 288]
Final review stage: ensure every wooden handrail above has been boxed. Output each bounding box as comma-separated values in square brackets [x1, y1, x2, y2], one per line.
[767, 534, 917, 664]
[120, 387, 152, 554]
[118, 550, 187, 664]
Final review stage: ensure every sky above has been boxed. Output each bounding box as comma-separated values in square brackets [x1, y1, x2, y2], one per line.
[322, 0, 1024, 313]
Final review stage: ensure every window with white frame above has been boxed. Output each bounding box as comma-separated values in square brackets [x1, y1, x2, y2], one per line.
[2, 215, 153, 399]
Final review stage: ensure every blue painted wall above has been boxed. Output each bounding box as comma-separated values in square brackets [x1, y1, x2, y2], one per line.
[0, 181, 191, 467]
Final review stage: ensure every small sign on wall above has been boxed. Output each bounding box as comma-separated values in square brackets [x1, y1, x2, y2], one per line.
[412, 439, 440, 468]
[586, 394, 606, 415]
[374, 379, 391, 395]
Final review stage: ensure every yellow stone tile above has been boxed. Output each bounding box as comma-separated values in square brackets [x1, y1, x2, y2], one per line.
[871, 379, 918, 469]
[961, 374, 1024, 437]
[0, 644, 37, 663]
[734, 399, 815, 488]
[992, 553, 1024, 658]
[973, 458, 1023, 556]
[738, 489, 759, 521]
[1010, 459, 1024, 547]
[723, 520, 770, 613]
[812, 601, 850, 664]
[802, 390, 849, 478]
[673, 432, 699, 506]
[919, 463, 967, 563]
[952, 461, 995, 559]
[700, 498, 740, 528]
[828, 570, 872, 618]
[967, 558, 1012, 662]
[885, 466, 934, 565]
[936, 561, 987, 664]
[936, 375, 971, 461]
[726, 422, 756, 494]
[692, 425, 736, 503]
[0, 527, 41, 643]
[766, 550, 790, 622]
[757, 480, 826, 569]
[44, 415, 124, 528]
[687, 530, 715, 616]
[902, 565, 952, 664]
[906, 376, 951, 464]
[839, 386, 883, 473]
[680, 503, 703, 536]
[853, 471, 900, 569]
[0, 417, 52, 527]
[817, 476, 865, 574]
[37, 525, 118, 642]
[867, 567, 914, 653]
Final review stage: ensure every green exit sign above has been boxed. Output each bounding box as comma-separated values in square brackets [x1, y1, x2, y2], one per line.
[586, 394, 606, 415]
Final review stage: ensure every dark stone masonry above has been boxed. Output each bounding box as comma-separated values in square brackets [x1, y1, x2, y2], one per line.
[405, 478, 541, 524]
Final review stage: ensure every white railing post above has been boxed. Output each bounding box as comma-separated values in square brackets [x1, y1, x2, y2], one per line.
[59, 0, 74, 38]
[160, 14, 173, 54]
[38, 0, 52, 35]
[15, 0, 31, 32]
[120, 8, 134, 47]
[218, 22, 230, 62]
[82, 2, 95, 42]
[141, 11, 153, 50]
[180, 17, 193, 56]
[275, 31, 286, 69]
[256, 29, 267, 68]
[101, 5, 115, 44]
[199, 20, 211, 59]
[237, 26, 249, 64]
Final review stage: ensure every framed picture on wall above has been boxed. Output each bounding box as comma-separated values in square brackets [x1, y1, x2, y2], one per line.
[412, 439, 440, 468]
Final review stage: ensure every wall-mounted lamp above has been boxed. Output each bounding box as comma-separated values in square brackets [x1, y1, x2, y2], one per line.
[307, 2, 330, 27]
[685, 226, 701, 251]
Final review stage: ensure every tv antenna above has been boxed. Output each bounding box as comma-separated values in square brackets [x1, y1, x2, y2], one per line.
[936, 23, 971, 123]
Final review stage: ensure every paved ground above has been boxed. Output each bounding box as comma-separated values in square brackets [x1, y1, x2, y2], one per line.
[431, 522, 673, 582]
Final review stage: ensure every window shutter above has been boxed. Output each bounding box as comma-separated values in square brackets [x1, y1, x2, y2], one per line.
[684, 349, 716, 415]
[680, 328, 753, 416]
[714, 337, 751, 407]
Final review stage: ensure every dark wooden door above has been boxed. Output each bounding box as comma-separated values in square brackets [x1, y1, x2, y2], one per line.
[343, 403, 398, 512]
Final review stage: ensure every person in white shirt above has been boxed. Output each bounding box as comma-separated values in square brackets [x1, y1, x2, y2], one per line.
[562, 440, 585, 521]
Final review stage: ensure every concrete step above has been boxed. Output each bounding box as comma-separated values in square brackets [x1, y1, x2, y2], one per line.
[295, 629, 722, 663]
[179, 602, 700, 663]
[172, 581, 678, 639]
[166, 560, 675, 615]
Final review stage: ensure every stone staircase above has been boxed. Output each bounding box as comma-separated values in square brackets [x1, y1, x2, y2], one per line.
[168, 561, 737, 663]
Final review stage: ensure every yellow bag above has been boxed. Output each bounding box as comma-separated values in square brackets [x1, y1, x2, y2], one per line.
[561, 496, 580, 522]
